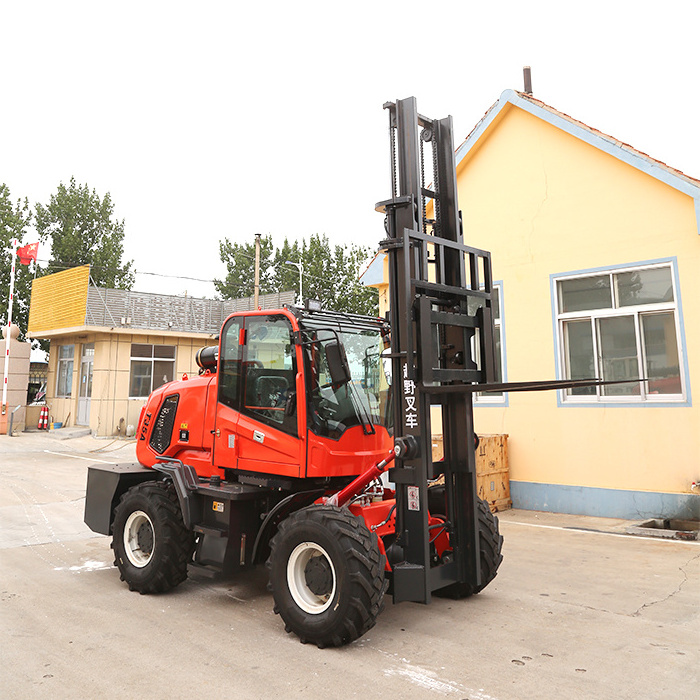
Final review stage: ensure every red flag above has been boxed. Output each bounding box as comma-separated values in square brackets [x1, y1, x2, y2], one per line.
[17, 242, 39, 265]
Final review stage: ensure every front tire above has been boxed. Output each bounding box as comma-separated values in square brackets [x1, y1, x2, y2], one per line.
[112, 481, 195, 594]
[268, 505, 386, 647]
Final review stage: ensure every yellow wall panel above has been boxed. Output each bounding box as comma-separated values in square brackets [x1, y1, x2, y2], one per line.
[460, 106, 699, 496]
[28, 266, 90, 333]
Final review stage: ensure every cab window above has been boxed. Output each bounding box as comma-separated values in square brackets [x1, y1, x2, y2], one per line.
[218, 317, 242, 410]
[242, 316, 297, 435]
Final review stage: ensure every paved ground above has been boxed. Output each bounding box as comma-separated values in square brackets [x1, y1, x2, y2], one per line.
[1, 431, 698, 699]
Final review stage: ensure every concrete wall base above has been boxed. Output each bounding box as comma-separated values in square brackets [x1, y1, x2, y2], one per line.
[511, 481, 700, 520]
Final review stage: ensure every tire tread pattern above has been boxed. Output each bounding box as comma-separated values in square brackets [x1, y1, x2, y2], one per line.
[112, 480, 194, 594]
[267, 505, 386, 648]
[435, 496, 504, 599]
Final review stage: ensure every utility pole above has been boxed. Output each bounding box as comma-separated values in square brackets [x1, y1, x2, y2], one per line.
[253, 233, 261, 309]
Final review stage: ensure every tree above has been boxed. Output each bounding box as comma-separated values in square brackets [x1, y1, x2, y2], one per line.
[328, 239, 378, 316]
[215, 232, 378, 315]
[214, 234, 274, 299]
[271, 237, 302, 298]
[293, 233, 378, 316]
[35, 177, 134, 289]
[0, 184, 34, 336]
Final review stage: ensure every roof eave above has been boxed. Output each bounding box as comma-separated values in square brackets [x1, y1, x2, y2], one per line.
[27, 325, 218, 341]
[456, 89, 700, 235]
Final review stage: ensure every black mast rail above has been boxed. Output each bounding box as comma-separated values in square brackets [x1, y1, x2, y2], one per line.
[376, 97, 498, 603]
[375, 98, 641, 605]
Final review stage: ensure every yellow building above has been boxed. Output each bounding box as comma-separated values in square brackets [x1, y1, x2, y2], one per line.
[365, 90, 699, 519]
[28, 265, 294, 436]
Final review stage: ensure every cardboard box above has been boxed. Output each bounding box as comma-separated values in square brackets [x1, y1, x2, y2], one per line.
[431, 434, 511, 513]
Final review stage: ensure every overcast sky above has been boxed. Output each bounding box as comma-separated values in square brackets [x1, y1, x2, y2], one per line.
[2, 0, 697, 298]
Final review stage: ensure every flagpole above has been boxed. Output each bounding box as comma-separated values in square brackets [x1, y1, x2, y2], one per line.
[2, 239, 17, 415]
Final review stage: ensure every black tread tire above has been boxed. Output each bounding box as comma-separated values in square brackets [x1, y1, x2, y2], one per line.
[434, 495, 504, 599]
[112, 480, 195, 594]
[267, 505, 386, 648]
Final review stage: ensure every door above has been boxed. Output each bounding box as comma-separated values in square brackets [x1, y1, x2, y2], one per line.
[237, 315, 302, 477]
[214, 314, 303, 477]
[213, 316, 243, 469]
[77, 343, 94, 425]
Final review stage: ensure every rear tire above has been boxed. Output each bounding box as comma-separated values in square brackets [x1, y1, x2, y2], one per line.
[112, 481, 194, 594]
[267, 505, 386, 647]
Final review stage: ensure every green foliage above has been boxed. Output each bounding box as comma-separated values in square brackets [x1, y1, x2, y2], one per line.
[0, 184, 34, 337]
[215, 233, 378, 316]
[271, 238, 302, 297]
[214, 234, 274, 298]
[35, 177, 134, 289]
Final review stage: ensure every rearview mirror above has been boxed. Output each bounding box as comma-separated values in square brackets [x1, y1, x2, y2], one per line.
[325, 339, 351, 387]
[285, 391, 297, 417]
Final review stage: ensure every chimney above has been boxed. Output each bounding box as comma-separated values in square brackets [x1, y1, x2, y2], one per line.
[523, 66, 533, 95]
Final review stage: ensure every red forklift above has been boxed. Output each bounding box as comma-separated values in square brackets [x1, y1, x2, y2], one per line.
[85, 98, 600, 647]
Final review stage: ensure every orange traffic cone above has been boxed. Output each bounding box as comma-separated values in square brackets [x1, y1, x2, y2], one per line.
[38, 406, 49, 430]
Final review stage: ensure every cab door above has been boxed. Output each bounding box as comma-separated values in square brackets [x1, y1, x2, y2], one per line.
[213, 315, 243, 469]
[214, 313, 304, 478]
[237, 314, 303, 478]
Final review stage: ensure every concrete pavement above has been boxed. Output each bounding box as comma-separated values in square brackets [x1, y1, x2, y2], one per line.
[1, 432, 698, 699]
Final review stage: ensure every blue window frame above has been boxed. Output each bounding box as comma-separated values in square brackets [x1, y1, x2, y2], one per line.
[475, 282, 507, 405]
[552, 260, 689, 406]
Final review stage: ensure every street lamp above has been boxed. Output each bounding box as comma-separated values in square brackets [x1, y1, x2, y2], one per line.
[285, 260, 303, 305]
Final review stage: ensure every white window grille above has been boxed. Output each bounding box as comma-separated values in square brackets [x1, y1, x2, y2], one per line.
[56, 345, 74, 397]
[129, 344, 176, 398]
[554, 262, 686, 404]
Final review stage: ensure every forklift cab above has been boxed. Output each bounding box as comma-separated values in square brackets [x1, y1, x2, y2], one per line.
[213, 308, 393, 482]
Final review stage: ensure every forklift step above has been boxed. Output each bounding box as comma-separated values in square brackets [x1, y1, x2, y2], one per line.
[193, 524, 228, 538]
[187, 562, 222, 578]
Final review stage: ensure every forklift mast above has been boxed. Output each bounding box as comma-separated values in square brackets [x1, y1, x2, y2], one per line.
[376, 97, 498, 604]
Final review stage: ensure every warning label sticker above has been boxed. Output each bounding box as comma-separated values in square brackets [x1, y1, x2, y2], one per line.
[407, 486, 420, 511]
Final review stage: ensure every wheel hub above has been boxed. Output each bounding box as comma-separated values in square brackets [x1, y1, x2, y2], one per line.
[136, 522, 154, 556]
[123, 510, 155, 568]
[287, 541, 337, 615]
[304, 555, 333, 596]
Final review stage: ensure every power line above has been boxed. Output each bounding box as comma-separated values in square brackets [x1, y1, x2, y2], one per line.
[134, 270, 216, 284]
[14, 246, 372, 289]
[14, 258, 219, 286]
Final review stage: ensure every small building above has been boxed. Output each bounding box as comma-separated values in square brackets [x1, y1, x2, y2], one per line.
[364, 90, 699, 520]
[28, 265, 294, 436]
